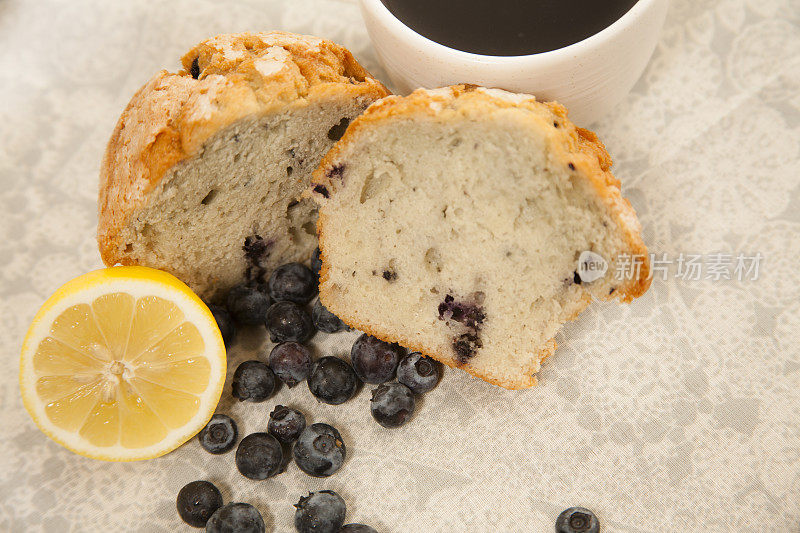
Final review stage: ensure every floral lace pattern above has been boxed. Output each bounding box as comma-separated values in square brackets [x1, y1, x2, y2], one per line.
[1, 0, 798, 531]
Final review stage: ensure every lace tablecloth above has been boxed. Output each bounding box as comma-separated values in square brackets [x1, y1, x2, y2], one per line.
[1, 0, 798, 531]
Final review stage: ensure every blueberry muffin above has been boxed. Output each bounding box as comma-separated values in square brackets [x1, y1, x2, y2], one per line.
[98, 32, 389, 299]
[310, 85, 650, 389]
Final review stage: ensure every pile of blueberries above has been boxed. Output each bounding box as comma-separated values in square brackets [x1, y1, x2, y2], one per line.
[175, 252, 443, 533]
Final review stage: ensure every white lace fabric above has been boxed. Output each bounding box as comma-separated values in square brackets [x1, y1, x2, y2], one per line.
[0, 0, 798, 531]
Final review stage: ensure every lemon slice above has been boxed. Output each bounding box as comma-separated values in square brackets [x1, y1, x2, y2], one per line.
[19, 266, 226, 461]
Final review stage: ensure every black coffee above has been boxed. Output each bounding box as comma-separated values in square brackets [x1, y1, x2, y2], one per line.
[380, 0, 639, 56]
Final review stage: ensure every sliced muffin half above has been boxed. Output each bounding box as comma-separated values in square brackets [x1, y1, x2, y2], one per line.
[98, 32, 389, 299]
[310, 85, 650, 389]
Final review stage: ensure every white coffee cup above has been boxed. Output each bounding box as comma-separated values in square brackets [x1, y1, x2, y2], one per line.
[358, 0, 669, 125]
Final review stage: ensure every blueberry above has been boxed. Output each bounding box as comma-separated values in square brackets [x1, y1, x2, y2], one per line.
[206, 503, 265, 533]
[326, 164, 345, 181]
[268, 342, 312, 387]
[308, 357, 359, 405]
[437, 294, 486, 328]
[396, 352, 440, 394]
[327, 116, 351, 141]
[313, 184, 330, 198]
[208, 305, 236, 347]
[268, 262, 318, 304]
[350, 334, 402, 384]
[235, 432, 284, 480]
[190, 57, 201, 80]
[176, 480, 223, 528]
[556, 507, 600, 533]
[268, 405, 306, 443]
[243, 234, 271, 275]
[312, 299, 349, 334]
[198, 414, 238, 454]
[232, 361, 275, 402]
[265, 301, 315, 343]
[293, 423, 346, 477]
[452, 332, 481, 363]
[339, 525, 378, 533]
[310, 248, 322, 278]
[226, 284, 270, 325]
[370, 382, 415, 428]
[294, 490, 346, 533]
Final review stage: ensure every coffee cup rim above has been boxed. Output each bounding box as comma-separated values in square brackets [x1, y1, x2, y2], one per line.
[359, 0, 658, 63]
